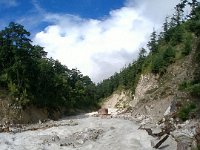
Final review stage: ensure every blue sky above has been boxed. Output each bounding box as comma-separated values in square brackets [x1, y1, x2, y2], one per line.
[0, 0, 182, 82]
[0, 0, 125, 33]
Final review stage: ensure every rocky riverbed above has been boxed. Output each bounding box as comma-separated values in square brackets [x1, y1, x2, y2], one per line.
[0, 111, 178, 150]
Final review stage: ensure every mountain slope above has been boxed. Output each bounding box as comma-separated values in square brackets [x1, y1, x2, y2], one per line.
[130, 39, 199, 121]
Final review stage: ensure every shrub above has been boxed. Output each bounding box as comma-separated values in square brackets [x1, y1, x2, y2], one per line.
[163, 46, 176, 64]
[170, 26, 184, 45]
[151, 54, 165, 74]
[179, 81, 200, 96]
[182, 34, 193, 56]
[187, 83, 200, 96]
[179, 81, 191, 90]
[177, 102, 197, 121]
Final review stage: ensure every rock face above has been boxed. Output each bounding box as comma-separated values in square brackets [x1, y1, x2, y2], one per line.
[0, 99, 61, 124]
[102, 90, 132, 109]
[129, 46, 197, 123]
[98, 108, 108, 115]
[0, 88, 50, 124]
[130, 73, 175, 122]
[130, 74, 159, 108]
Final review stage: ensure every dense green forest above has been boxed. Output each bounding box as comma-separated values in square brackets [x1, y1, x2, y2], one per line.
[0, 0, 200, 114]
[0, 22, 98, 111]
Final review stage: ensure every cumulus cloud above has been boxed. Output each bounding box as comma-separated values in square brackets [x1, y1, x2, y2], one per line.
[126, 0, 180, 24]
[33, 0, 180, 83]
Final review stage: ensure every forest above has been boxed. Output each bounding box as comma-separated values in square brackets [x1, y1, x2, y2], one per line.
[0, 22, 97, 111]
[0, 0, 200, 114]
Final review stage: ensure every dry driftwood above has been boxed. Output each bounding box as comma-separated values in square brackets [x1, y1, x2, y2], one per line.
[139, 126, 171, 138]
[139, 125, 172, 149]
[153, 135, 169, 149]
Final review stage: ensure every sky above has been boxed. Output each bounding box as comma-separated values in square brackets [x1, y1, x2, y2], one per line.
[0, 0, 182, 83]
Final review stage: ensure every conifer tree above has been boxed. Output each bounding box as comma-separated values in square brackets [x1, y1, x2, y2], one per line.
[147, 30, 158, 53]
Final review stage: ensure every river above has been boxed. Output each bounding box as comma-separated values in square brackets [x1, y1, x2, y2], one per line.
[0, 113, 176, 150]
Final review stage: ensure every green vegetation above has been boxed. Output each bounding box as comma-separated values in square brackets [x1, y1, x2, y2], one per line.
[177, 102, 197, 121]
[179, 81, 200, 97]
[0, 22, 99, 113]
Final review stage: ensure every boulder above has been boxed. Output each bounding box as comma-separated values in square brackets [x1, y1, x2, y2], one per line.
[177, 142, 191, 150]
[191, 139, 198, 150]
[98, 108, 108, 115]
[173, 130, 194, 150]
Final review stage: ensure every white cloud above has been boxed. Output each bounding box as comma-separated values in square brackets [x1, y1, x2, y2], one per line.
[33, 0, 180, 83]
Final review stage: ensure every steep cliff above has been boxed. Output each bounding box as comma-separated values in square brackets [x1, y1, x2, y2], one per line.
[131, 38, 200, 121]
[102, 38, 199, 123]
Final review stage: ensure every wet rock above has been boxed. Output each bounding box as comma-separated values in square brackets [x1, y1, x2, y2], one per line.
[2, 126, 9, 132]
[68, 120, 78, 126]
[60, 128, 104, 147]
[98, 108, 108, 115]
[42, 135, 60, 145]
[173, 130, 194, 150]
[191, 139, 198, 150]
[177, 140, 191, 150]
[110, 126, 115, 130]
[73, 128, 104, 141]
[76, 139, 84, 144]
[52, 135, 60, 142]
[38, 120, 42, 124]
[60, 142, 73, 146]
